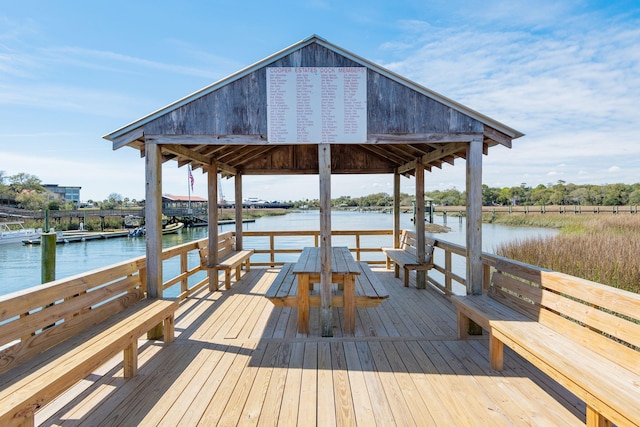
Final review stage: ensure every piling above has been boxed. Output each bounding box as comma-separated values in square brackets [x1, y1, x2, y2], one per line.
[41, 231, 56, 283]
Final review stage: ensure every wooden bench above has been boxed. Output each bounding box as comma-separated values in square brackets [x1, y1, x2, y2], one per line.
[452, 266, 640, 427]
[381, 230, 435, 286]
[265, 261, 389, 308]
[212, 232, 254, 290]
[0, 260, 178, 427]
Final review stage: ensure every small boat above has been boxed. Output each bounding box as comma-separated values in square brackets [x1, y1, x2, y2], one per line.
[1, 222, 42, 245]
[128, 227, 145, 237]
[129, 222, 184, 237]
[162, 222, 184, 235]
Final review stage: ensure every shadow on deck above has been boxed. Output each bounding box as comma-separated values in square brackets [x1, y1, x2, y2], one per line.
[37, 267, 586, 426]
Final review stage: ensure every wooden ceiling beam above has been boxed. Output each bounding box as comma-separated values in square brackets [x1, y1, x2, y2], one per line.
[161, 144, 212, 166]
[483, 126, 512, 148]
[234, 146, 280, 166]
[397, 141, 468, 174]
[367, 132, 477, 144]
[358, 144, 406, 165]
[146, 134, 268, 145]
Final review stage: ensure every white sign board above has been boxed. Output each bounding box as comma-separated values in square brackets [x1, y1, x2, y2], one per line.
[267, 67, 367, 143]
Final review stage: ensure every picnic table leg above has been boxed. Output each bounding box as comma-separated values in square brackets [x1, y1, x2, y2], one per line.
[344, 274, 355, 334]
[297, 274, 309, 334]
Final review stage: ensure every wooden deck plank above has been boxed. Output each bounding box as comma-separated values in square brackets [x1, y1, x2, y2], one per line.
[342, 342, 377, 426]
[317, 341, 336, 426]
[277, 342, 304, 426]
[254, 342, 291, 427]
[199, 341, 259, 426]
[428, 340, 514, 425]
[354, 341, 397, 425]
[367, 341, 418, 426]
[34, 268, 591, 427]
[297, 342, 318, 426]
[380, 341, 438, 425]
[445, 339, 583, 426]
[393, 341, 459, 425]
[169, 345, 242, 426]
[408, 340, 487, 427]
[217, 340, 271, 426]
[330, 342, 356, 426]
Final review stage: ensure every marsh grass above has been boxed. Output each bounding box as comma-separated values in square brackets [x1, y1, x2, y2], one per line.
[496, 215, 640, 293]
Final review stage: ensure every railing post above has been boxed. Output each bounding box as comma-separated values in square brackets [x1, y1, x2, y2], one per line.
[445, 249, 452, 293]
[355, 233, 361, 261]
[180, 252, 188, 294]
[270, 234, 275, 267]
[483, 263, 491, 294]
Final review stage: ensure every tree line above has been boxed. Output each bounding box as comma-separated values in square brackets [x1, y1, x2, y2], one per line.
[0, 171, 136, 211]
[2, 171, 639, 211]
[298, 181, 640, 208]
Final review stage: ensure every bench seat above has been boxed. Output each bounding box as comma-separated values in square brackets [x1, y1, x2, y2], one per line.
[0, 299, 178, 427]
[215, 249, 254, 290]
[452, 268, 640, 427]
[381, 230, 435, 287]
[265, 262, 389, 308]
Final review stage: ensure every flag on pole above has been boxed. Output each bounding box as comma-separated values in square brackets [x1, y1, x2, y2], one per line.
[188, 166, 194, 191]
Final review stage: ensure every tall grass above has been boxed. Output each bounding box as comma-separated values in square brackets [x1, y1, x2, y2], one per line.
[496, 215, 640, 293]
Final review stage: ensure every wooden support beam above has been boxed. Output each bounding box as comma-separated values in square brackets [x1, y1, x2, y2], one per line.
[161, 144, 212, 166]
[145, 142, 162, 298]
[145, 134, 268, 145]
[208, 161, 219, 292]
[466, 137, 483, 296]
[111, 127, 143, 150]
[318, 143, 333, 337]
[235, 173, 243, 250]
[393, 171, 401, 248]
[415, 161, 426, 289]
[483, 125, 513, 148]
[367, 132, 477, 144]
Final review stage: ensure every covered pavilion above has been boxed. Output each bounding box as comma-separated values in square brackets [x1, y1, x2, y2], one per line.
[104, 35, 522, 336]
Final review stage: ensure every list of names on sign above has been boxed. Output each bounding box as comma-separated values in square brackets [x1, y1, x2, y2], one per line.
[267, 67, 367, 143]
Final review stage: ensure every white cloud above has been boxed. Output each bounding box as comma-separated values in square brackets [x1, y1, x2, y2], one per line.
[379, 9, 640, 189]
[607, 166, 621, 173]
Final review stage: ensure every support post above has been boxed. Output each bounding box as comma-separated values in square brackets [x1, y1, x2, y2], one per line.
[41, 232, 56, 283]
[208, 161, 219, 291]
[145, 142, 162, 299]
[318, 143, 332, 337]
[235, 173, 243, 250]
[466, 137, 483, 295]
[415, 161, 426, 289]
[393, 170, 401, 248]
[466, 137, 484, 335]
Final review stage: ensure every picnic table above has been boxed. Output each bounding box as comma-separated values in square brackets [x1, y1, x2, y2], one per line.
[292, 246, 360, 333]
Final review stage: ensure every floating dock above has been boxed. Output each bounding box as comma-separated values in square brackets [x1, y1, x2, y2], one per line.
[22, 230, 130, 245]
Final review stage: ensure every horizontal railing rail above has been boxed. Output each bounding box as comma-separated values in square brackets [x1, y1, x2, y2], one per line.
[240, 229, 393, 267]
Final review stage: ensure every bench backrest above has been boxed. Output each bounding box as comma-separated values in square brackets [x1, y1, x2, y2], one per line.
[197, 231, 236, 265]
[488, 265, 640, 372]
[400, 230, 436, 262]
[0, 257, 147, 375]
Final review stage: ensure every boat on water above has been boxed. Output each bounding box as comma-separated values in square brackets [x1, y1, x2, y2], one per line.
[162, 222, 184, 234]
[128, 222, 184, 237]
[0, 222, 42, 245]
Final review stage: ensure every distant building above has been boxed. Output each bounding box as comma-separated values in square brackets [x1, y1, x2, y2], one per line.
[43, 184, 81, 205]
[162, 195, 208, 216]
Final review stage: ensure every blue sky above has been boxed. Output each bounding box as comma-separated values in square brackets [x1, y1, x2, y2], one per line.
[1, 1, 638, 202]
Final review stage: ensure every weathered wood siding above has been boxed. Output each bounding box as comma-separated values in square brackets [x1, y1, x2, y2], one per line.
[144, 42, 484, 138]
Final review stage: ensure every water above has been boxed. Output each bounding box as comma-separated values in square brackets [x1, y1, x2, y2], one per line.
[0, 211, 557, 297]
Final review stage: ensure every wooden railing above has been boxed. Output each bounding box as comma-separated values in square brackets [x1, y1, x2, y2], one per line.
[241, 229, 393, 267]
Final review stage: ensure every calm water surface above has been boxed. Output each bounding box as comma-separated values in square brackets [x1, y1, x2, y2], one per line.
[0, 211, 557, 297]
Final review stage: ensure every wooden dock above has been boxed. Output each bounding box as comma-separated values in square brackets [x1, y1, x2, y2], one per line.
[36, 267, 585, 426]
[22, 230, 130, 245]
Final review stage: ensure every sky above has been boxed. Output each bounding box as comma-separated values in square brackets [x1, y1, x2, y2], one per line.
[1, 0, 639, 203]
